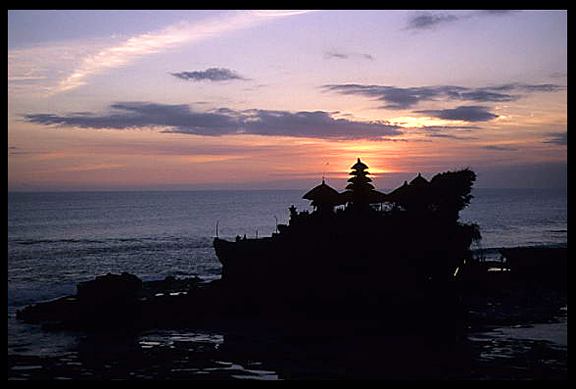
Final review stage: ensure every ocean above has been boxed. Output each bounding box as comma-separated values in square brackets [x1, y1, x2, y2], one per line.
[7, 188, 567, 379]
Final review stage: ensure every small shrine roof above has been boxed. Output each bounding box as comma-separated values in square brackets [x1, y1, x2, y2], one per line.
[302, 179, 342, 205]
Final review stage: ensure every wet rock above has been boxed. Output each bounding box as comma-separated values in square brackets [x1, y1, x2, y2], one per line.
[77, 272, 142, 305]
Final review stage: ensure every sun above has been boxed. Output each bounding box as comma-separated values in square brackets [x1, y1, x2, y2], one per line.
[391, 116, 461, 128]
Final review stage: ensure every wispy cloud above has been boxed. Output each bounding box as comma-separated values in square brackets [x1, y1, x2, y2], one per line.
[483, 145, 519, 151]
[324, 50, 374, 61]
[60, 162, 127, 172]
[171, 67, 248, 82]
[8, 41, 102, 96]
[543, 131, 567, 146]
[322, 83, 564, 110]
[24, 101, 403, 141]
[418, 126, 479, 140]
[8, 145, 52, 157]
[324, 81, 565, 125]
[427, 133, 478, 140]
[17, 10, 313, 95]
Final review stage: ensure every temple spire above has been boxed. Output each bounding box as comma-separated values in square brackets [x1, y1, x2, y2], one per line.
[342, 158, 387, 206]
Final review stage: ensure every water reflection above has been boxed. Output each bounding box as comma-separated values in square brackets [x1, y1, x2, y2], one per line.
[9, 318, 567, 380]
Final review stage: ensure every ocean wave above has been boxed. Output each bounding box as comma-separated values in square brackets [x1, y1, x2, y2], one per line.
[11, 235, 211, 245]
[8, 234, 221, 290]
[12, 238, 102, 246]
[471, 242, 567, 262]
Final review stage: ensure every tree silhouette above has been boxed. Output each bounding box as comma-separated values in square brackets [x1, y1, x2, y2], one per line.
[429, 168, 477, 222]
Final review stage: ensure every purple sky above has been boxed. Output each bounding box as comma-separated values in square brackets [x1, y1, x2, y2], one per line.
[8, 10, 567, 190]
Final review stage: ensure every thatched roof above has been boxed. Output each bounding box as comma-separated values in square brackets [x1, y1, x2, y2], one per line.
[409, 173, 429, 187]
[386, 181, 409, 202]
[302, 180, 343, 206]
[341, 188, 387, 204]
[387, 174, 430, 205]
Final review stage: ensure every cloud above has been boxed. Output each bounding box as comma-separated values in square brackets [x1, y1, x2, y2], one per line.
[24, 101, 403, 141]
[223, 109, 402, 140]
[8, 41, 105, 96]
[45, 10, 314, 94]
[406, 10, 517, 31]
[324, 50, 375, 61]
[323, 84, 450, 109]
[322, 82, 564, 110]
[416, 105, 499, 122]
[8, 146, 23, 156]
[419, 125, 479, 140]
[485, 83, 565, 93]
[8, 145, 50, 157]
[25, 102, 238, 135]
[483, 145, 518, 151]
[322, 84, 514, 109]
[170, 67, 248, 82]
[406, 13, 459, 30]
[543, 131, 567, 146]
[515, 84, 565, 93]
[427, 133, 478, 140]
[457, 90, 515, 102]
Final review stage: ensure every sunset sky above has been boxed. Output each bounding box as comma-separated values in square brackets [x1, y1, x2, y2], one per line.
[8, 10, 567, 191]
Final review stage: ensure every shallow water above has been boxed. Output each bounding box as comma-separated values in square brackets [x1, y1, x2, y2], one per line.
[8, 315, 567, 380]
[468, 312, 567, 380]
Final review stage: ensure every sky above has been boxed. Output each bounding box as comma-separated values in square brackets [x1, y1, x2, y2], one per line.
[8, 10, 567, 191]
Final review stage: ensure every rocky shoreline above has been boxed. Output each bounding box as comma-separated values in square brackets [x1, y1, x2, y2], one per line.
[16, 246, 567, 332]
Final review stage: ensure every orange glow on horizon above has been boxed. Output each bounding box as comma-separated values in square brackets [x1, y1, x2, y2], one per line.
[391, 116, 459, 128]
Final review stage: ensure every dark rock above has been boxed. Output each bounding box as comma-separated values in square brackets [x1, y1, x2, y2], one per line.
[77, 272, 142, 304]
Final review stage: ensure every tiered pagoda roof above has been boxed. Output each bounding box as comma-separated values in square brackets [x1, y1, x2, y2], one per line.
[302, 158, 388, 209]
[302, 159, 438, 212]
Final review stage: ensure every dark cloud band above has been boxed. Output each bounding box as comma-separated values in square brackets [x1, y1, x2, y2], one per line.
[322, 83, 564, 111]
[416, 105, 499, 122]
[24, 102, 403, 141]
[406, 10, 518, 31]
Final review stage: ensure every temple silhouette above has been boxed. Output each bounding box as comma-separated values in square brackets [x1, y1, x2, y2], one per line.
[215, 158, 479, 282]
[213, 158, 480, 332]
